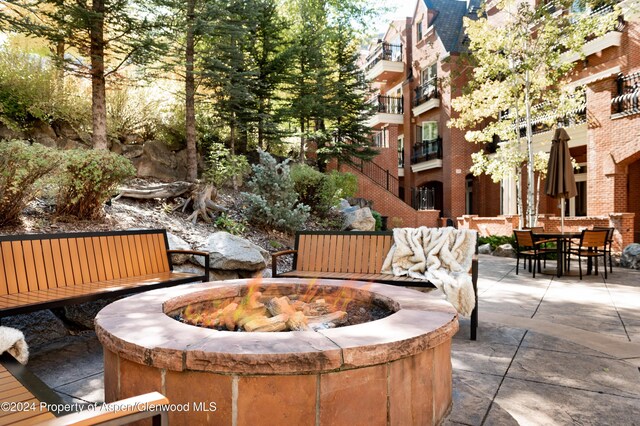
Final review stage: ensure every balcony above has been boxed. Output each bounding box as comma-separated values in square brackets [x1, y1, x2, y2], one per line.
[365, 43, 404, 82]
[412, 79, 440, 116]
[410, 137, 443, 172]
[611, 71, 640, 118]
[560, 4, 624, 63]
[367, 95, 404, 128]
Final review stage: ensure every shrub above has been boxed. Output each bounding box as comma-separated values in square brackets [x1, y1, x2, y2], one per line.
[320, 171, 358, 209]
[241, 151, 310, 233]
[371, 210, 383, 231]
[214, 213, 246, 235]
[290, 166, 358, 216]
[0, 46, 91, 130]
[0, 141, 61, 226]
[204, 143, 249, 187]
[290, 164, 326, 213]
[56, 149, 136, 219]
[478, 235, 516, 250]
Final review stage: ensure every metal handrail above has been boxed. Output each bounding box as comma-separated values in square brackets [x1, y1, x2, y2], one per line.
[411, 137, 442, 164]
[365, 42, 403, 71]
[413, 78, 439, 107]
[352, 158, 399, 197]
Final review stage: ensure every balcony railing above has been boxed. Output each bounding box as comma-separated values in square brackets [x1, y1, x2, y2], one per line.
[612, 71, 640, 116]
[411, 137, 442, 164]
[413, 78, 439, 107]
[374, 95, 403, 114]
[411, 187, 436, 210]
[365, 43, 403, 71]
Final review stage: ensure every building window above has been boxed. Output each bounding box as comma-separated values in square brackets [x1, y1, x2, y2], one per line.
[417, 21, 423, 40]
[398, 136, 404, 168]
[565, 162, 587, 216]
[373, 129, 388, 148]
[422, 121, 438, 142]
[465, 174, 474, 215]
[421, 63, 437, 85]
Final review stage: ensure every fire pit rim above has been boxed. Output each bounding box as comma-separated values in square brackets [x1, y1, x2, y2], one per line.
[96, 278, 458, 375]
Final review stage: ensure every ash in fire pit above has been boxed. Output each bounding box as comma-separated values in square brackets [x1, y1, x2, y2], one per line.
[170, 288, 393, 332]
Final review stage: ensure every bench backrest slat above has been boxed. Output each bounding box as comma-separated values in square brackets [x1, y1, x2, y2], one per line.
[295, 231, 394, 274]
[0, 230, 170, 295]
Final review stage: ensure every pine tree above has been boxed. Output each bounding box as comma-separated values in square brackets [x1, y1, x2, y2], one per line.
[1, 0, 165, 149]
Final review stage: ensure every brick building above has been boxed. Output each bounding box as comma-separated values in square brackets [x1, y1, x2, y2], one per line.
[349, 0, 638, 246]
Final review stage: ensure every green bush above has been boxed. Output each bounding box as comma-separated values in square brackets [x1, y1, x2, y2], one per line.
[290, 165, 358, 215]
[0, 141, 61, 226]
[290, 164, 326, 213]
[56, 149, 136, 219]
[478, 235, 516, 250]
[0, 46, 90, 130]
[214, 213, 246, 235]
[371, 210, 383, 231]
[323, 171, 358, 203]
[204, 143, 249, 187]
[241, 151, 310, 233]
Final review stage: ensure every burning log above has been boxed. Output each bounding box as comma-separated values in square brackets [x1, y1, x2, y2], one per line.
[307, 311, 348, 330]
[244, 314, 288, 332]
[266, 296, 296, 317]
[219, 303, 239, 330]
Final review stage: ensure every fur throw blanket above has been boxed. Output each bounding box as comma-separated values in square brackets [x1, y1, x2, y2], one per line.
[0, 326, 29, 364]
[381, 227, 477, 316]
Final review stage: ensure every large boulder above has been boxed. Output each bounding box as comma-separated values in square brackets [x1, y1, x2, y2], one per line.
[133, 140, 188, 182]
[63, 298, 119, 329]
[2, 310, 69, 350]
[493, 243, 516, 258]
[478, 243, 492, 255]
[343, 207, 376, 231]
[166, 232, 193, 265]
[620, 243, 640, 269]
[196, 232, 267, 271]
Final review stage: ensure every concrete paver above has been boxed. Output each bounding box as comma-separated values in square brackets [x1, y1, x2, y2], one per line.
[25, 255, 640, 425]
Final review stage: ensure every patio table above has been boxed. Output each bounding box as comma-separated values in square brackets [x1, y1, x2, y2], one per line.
[533, 231, 581, 277]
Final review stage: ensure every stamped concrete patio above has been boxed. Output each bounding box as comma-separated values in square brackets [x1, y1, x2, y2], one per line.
[27, 255, 640, 425]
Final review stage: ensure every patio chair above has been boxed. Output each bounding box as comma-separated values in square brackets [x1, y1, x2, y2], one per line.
[567, 229, 609, 279]
[593, 226, 615, 273]
[513, 230, 553, 278]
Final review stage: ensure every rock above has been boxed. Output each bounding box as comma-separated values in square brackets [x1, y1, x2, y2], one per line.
[196, 232, 267, 271]
[347, 197, 373, 208]
[210, 270, 241, 281]
[51, 119, 83, 141]
[26, 119, 57, 141]
[493, 244, 516, 258]
[1, 310, 69, 350]
[174, 263, 206, 276]
[63, 298, 120, 329]
[133, 140, 188, 182]
[342, 206, 360, 214]
[262, 269, 273, 278]
[343, 207, 376, 231]
[56, 139, 89, 150]
[0, 122, 25, 140]
[478, 243, 492, 255]
[166, 232, 193, 265]
[122, 144, 145, 159]
[620, 243, 640, 269]
[338, 199, 351, 211]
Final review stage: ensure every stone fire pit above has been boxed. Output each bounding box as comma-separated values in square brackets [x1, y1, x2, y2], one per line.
[96, 278, 458, 425]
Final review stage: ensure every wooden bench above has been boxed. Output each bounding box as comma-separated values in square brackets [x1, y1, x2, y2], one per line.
[0, 353, 168, 425]
[272, 230, 479, 340]
[0, 229, 209, 319]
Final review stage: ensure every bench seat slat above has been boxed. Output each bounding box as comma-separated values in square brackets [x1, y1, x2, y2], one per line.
[0, 272, 200, 316]
[0, 365, 56, 425]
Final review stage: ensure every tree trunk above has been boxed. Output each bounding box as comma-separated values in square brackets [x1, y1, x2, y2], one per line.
[185, 0, 198, 182]
[524, 69, 535, 228]
[90, 0, 108, 150]
[299, 118, 305, 162]
[116, 182, 195, 199]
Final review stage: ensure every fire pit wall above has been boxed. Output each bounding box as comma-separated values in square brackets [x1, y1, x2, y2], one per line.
[96, 279, 459, 426]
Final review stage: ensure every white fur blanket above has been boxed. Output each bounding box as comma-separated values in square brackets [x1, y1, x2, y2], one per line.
[0, 326, 29, 364]
[381, 227, 477, 316]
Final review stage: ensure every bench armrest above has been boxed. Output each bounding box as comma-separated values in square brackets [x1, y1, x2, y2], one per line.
[167, 250, 210, 281]
[271, 250, 298, 277]
[46, 392, 169, 426]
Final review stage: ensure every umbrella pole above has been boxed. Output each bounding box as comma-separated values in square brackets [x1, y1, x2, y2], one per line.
[561, 197, 565, 233]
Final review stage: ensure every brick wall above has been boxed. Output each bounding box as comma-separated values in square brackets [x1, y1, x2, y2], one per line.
[457, 215, 521, 237]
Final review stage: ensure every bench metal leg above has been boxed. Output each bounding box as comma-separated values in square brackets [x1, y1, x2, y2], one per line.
[471, 258, 479, 341]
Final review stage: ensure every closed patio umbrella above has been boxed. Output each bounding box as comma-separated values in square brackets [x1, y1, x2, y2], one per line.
[545, 128, 577, 232]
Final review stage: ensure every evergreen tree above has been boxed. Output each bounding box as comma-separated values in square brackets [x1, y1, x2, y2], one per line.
[1, 0, 164, 149]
